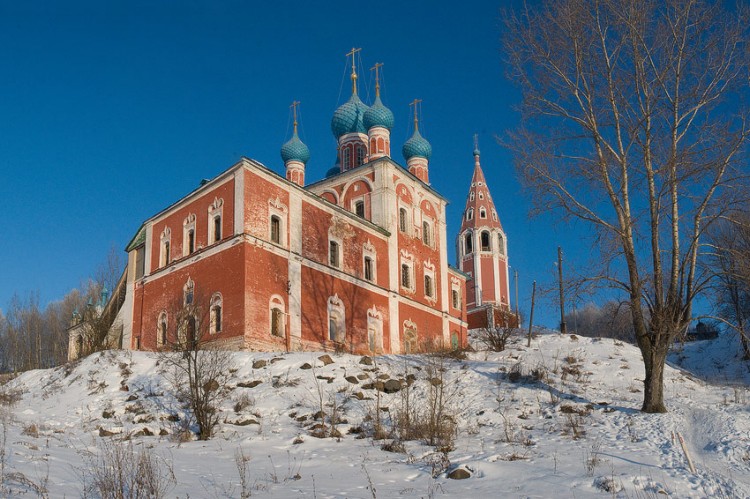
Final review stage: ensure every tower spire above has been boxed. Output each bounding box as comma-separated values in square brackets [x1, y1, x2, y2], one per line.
[346, 47, 362, 95]
[371, 62, 383, 98]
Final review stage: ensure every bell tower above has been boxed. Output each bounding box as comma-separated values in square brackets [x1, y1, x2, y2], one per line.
[456, 138, 512, 329]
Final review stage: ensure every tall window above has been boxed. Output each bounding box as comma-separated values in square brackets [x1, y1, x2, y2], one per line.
[187, 229, 195, 254]
[470, 192, 475, 201]
[157, 313, 168, 347]
[481, 231, 491, 251]
[422, 221, 431, 246]
[213, 216, 222, 242]
[271, 308, 283, 337]
[424, 275, 434, 298]
[210, 294, 222, 334]
[270, 215, 281, 244]
[329, 240, 340, 268]
[184, 278, 194, 305]
[498, 233, 505, 255]
[399, 208, 407, 232]
[327, 295, 345, 342]
[356, 146, 365, 166]
[464, 232, 473, 254]
[364, 256, 373, 281]
[452, 289, 461, 309]
[479, 192, 484, 200]
[163, 241, 170, 265]
[480, 207, 487, 219]
[343, 148, 351, 170]
[467, 209, 474, 221]
[401, 264, 411, 289]
[355, 200, 365, 217]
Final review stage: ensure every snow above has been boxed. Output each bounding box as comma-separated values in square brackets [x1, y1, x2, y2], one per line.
[1, 331, 748, 498]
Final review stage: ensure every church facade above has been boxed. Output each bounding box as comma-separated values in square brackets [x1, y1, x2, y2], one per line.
[68, 54, 511, 359]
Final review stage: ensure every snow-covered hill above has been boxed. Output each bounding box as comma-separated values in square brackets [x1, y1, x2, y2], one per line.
[1, 332, 748, 498]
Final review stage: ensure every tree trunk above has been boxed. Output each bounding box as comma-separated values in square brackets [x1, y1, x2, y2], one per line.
[641, 348, 668, 413]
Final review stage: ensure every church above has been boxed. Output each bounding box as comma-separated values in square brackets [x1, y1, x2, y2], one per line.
[68, 52, 512, 359]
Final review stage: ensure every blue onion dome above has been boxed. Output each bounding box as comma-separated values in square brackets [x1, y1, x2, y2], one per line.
[402, 129, 432, 161]
[331, 93, 370, 138]
[363, 94, 394, 131]
[280, 130, 310, 164]
[325, 166, 340, 178]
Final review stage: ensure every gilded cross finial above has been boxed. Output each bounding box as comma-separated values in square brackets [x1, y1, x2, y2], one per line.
[474, 133, 479, 153]
[409, 98, 423, 132]
[346, 47, 362, 95]
[290, 101, 300, 133]
[371, 62, 383, 98]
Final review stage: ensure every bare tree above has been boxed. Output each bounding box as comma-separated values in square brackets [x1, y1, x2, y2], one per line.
[158, 288, 233, 440]
[708, 215, 750, 359]
[504, 0, 750, 412]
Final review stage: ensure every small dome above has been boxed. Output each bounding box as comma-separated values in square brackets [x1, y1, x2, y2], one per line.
[281, 130, 310, 164]
[403, 129, 432, 161]
[331, 94, 369, 138]
[325, 166, 340, 178]
[363, 95, 394, 131]
[473, 147, 481, 156]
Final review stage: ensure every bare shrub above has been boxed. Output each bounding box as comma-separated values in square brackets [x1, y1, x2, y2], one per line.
[234, 393, 254, 414]
[80, 440, 175, 498]
[235, 447, 252, 499]
[476, 325, 517, 352]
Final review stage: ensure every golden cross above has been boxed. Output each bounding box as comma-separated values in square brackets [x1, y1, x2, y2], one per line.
[290, 101, 300, 132]
[346, 48, 362, 94]
[371, 62, 383, 97]
[409, 98, 423, 131]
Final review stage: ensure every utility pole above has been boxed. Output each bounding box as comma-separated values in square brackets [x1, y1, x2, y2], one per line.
[558, 246, 567, 334]
[527, 281, 536, 347]
[514, 269, 520, 327]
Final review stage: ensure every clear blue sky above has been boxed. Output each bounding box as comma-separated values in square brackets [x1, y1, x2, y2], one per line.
[0, 0, 587, 328]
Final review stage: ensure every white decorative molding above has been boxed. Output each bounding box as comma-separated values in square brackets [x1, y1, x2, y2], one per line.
[183, 213, 196, 226]
[268, 196, 288, 214]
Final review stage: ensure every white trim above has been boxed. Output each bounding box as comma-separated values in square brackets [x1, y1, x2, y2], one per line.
[210, 292, 223, 335]
[183, 213, 196, 257]
[327, 294, 346, 342]
[367, 306, 384, 353]
[269, 295, 286, 338]
[208, 197, 224, 244]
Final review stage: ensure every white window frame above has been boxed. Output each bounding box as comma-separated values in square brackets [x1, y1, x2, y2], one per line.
[467, 208, 474, 221]
[480, 230, 492, 252]
[498, 232, 506, 256]
[268, 197, 288, 247]
[362, 240, 376, 283]
[367, 306, 384, 353]
[329, 237, 342, 268]
[423, 261, 436, 302]
[183, 277, 195, 306]
[183, 213, 196, 257]
[480, 207, 487, 219]
[464, 231, 473, 255]
[159, 227, 171, 267]
[269, 295, 286, 338]
[400, 250, 415, 292]
[207, 197, 224, 244]
[403, 319, 418, 354]
[327, 294, 346, 343]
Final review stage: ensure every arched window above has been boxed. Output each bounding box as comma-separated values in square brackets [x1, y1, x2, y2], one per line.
[343, 148, 352, 170]
[210, 293, 222, 334]
[464, 232, 473, 254]
[480, 207, 487, 219]
[479, 192, 484, 200]
[399, 208, 407, 232]
[269, 296, 285, 337]
[422, 221, 431, 246]
[481, 231, 491, 251]
[160, 226, 171, 267]
[470, 192, 475, 201]
[367, 307, 383, 353]
[355, 200, 365, 217]
[498, 233, 505, 255]
[270, 215, 281, 244]
[356, 146, 365, 166]
[467, 209, 474, 221]
[187, 229, 195, 254]
[208, 197, 224, 244]
[327, 295, 345, 343]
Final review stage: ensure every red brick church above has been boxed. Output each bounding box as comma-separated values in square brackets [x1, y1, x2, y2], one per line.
[68, 53, 512, 358]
